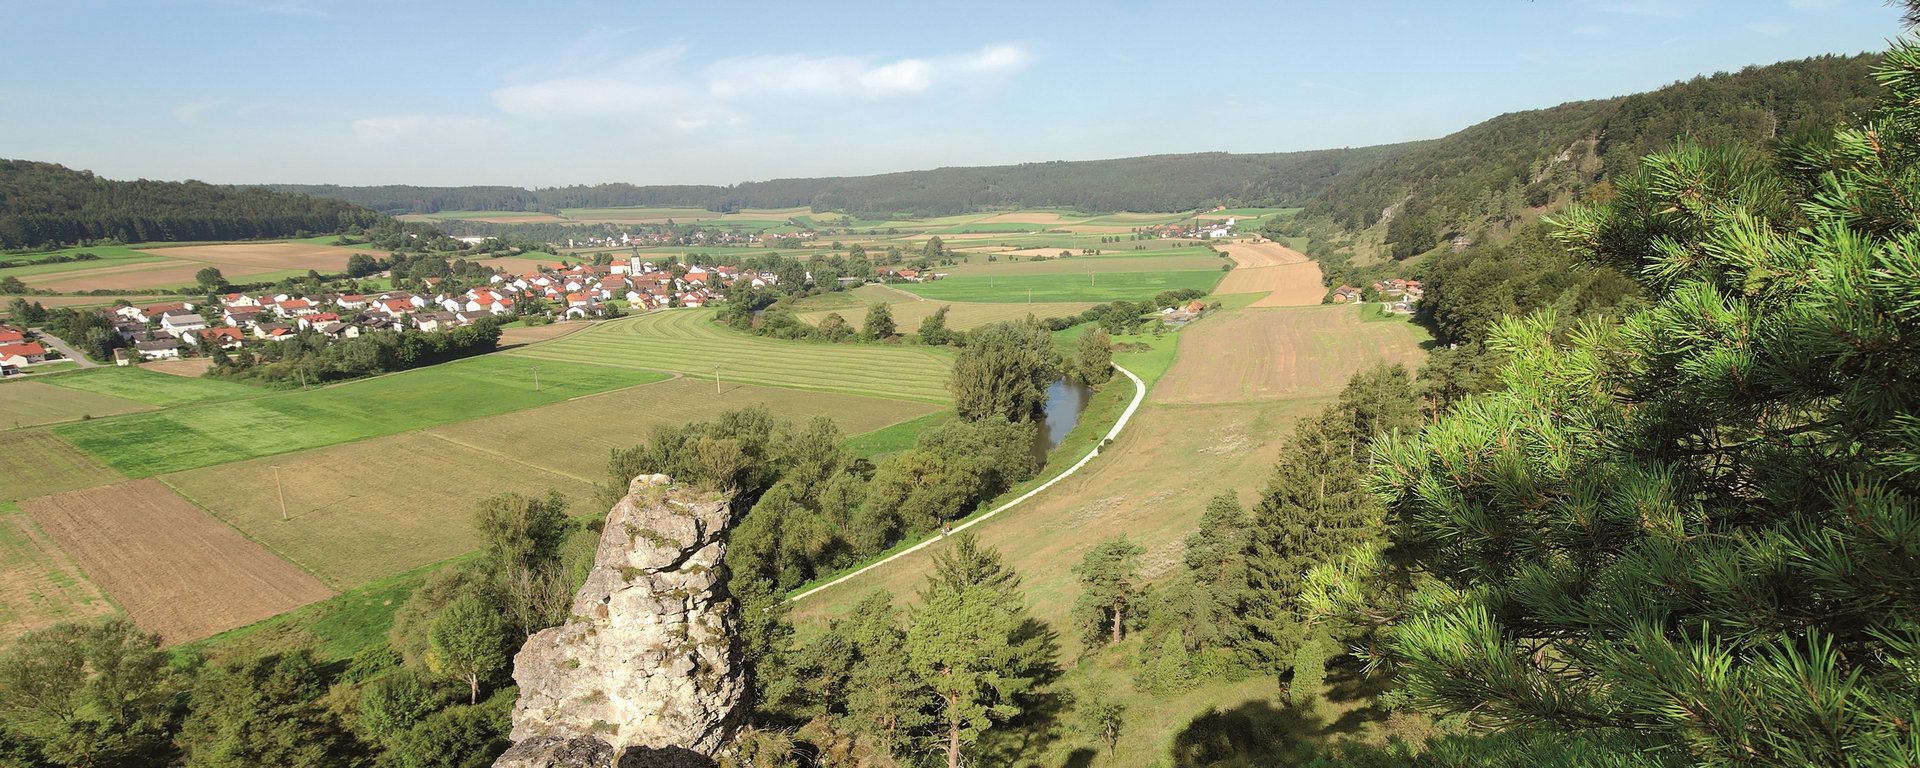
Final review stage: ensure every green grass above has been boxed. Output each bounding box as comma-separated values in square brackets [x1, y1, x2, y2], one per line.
[42, 367, 260, 407]
[188, 555, 464, 662]
[843, 410, 956, 458]
[54, 356, 667, 477]
[896, 270, 1224, 303]
[0, 246, 173, 277]
[507, 310, 954, 403]
[0, 380, 152, 430]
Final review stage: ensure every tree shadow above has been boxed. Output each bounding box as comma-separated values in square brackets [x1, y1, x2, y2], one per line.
[1062, 747, 1098, 768]
[1169, 699, 1321, 768]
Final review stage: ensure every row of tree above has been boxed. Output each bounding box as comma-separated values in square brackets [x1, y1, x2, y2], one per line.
[209, 319, 503, 385]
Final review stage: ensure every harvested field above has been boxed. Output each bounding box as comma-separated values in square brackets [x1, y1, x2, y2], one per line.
[975, 212, 1065, 225]
[431, 377, 939, 481]
[139, 358, 214, 378]
[23, 243, 361, 292]
[499, 321, 591, 347]
[0, 294, 192, 314]
[1214, 240, 1327, 307]
[0, 431, 124, 502]
[798, 294, 1095, 332]
[1154, 306, 1429, 405]
[0, 506, 115, 642]
[895, 270, 1223, 304]
[21, 480, 333, 643]
[164, 433, 599, 589]
[942, 253, 1224, 276]
[508, 310, 954, 403]
[0, 380, 151, 429]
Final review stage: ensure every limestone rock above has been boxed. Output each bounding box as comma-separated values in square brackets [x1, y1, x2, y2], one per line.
[497, 474, 743, 766]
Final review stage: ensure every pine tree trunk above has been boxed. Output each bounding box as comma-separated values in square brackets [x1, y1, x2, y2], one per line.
[469, 672, 479, 705]
[1112, 602, 1124, 645]
[948, 713, 961, 768]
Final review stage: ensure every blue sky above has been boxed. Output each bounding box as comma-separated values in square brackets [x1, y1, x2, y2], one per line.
[0, 0, 1903, 187]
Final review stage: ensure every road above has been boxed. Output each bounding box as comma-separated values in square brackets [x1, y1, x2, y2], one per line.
[30, 329, 100, 368]
[789, 361, 1149, 602]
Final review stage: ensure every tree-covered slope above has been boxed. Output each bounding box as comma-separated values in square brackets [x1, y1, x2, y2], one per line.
[1308, 53, 1881, 256]
[0, 160, 387, 249]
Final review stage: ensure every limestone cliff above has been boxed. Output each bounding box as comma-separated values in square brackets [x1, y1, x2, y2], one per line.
[495, 474, 744, 768]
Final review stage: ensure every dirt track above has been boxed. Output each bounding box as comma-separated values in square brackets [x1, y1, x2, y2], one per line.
[21, 479, 333, 643]
[1153, 306, 1429, 405]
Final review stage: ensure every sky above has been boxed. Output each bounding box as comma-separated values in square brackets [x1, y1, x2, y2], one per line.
[0, 0, 1906, 188]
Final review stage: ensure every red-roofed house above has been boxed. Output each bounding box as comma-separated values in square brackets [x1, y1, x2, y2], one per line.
[0, 329, 23, 344]
[0, 342, 48, 367]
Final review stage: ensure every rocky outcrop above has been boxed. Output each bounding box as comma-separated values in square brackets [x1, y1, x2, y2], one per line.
[496, 474, 744, 767]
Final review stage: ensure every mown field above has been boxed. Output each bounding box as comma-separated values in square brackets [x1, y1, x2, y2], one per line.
[44, 366, 260, 407]
[794, 285, 1095, 332]
[429, 376, 939, 481]
[894, 270, 1223, 303]
[507, 310, 954, 403]
[162, 432, 600, 590]
[1155, 305, 1429, 405]
[19, 242, 368, 292]
[937, 251, 1226, 276]
[0, 380, 152, 430]
[0, 502, 114, 642]
[0, 431, 124, 502]
[21, 480, 335, 643]
[54, 356, 666, 477]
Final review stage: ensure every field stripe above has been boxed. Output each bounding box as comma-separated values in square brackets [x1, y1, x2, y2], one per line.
[789, 362, 1146, 603]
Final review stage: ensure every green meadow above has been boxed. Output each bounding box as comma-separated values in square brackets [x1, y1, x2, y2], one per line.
[54, 356, 666, 477]
[895, 270, 1224, 303]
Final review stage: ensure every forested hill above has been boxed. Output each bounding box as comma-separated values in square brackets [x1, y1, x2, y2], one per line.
[268, 149, 1396, 218]
[1306, 53, 1882, 257]
[0, 160, 386, 249]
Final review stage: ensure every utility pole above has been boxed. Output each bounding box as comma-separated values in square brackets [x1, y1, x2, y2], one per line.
[532, 365, 539, 392]
[715, 365, 722, 394]
[273, 465, 287, 521]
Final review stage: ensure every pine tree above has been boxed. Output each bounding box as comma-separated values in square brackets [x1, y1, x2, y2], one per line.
[1071, 537, 1146, 647]
[1376, 19, 1920, 764]
[1236, 409, 1378, 679]
[908, 535, 1054, 768]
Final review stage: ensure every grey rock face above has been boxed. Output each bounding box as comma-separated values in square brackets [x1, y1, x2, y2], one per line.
[496, 474, 743, 766]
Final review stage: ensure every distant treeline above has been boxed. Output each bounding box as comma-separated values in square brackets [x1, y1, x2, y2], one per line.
[0, 160, 387, 249]
[264, 150, 1397, 218]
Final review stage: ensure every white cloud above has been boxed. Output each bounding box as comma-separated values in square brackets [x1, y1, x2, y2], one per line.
[1788, 0, 1843, 8]
[489, 42, 1033, 122]
[351, 114, 490, 143]
[1748, 21, 1790, 36]
[172, 99, 225, 123]
[1601, 1, 1688, 17]
[1573, 24, 1609, 36]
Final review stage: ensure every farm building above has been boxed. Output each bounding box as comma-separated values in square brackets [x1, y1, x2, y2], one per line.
[0, 341, 48, 367]
[134, 339, 181, 360]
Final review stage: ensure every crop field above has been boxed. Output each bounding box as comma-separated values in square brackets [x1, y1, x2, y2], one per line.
[894, 270, 1223, 304]
[939, 252, 1225, 277]
[508, 310, 954, 403]
[0, 431, 124, 502]
[54, 356, 666, 477]
[1156, 305, 1429, 405]
[0, 504, 114, 642]
[498, 321, 591, 347]
[796, 288, 1094, 332]
[1213, 240, 1327, 307]
[0, 380, 152, 430]
[19, 242, 365, 292]
[429, 376, 939, 481]
[163, 433, 600, 589]
[44, 366, 259, 407]
[1, 294, 194, 315]
[21, 480, 334, 643]
[138, 358, 215, 377]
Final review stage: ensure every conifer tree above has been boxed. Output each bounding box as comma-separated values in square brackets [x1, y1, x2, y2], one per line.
[1071, 537, 1146, 647]
[1375, 19, 1920, 764]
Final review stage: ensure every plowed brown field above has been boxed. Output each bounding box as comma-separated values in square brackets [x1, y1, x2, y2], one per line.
[25, 243, 362, 292]
[20, 480, 333, 643]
